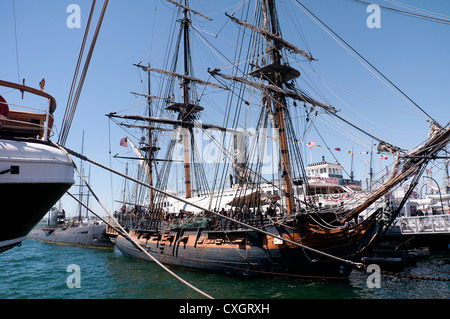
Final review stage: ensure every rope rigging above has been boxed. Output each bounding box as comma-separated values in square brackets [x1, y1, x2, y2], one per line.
[58, 0, 109, 146]
[293, 0, 438, 124]
[350, 0, 450, 25]
[55, 0, 449, 286]
[12, 0, 20, 83]
[46, 0, 450, 290]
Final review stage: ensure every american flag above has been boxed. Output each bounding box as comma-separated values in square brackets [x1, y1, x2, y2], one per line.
[120, 137, 128, 147]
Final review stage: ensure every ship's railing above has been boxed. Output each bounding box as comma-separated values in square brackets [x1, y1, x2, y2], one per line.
[0, 80, 56, 141]
[115, 214, 167, 232]
[391, 214, 450, 235]
[113, 210, 273, 233]
[2, 106, 54, 140]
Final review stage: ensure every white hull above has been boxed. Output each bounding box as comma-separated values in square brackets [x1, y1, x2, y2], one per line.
[0, 139, 74, 184]
[0, 138, 74, 252]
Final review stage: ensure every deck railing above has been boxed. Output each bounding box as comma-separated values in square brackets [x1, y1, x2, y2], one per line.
[0, 80, 56, 141]
[391, 214, 450, 235]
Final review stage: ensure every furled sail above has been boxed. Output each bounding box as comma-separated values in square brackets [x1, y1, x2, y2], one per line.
[208, 68, 336, 112]
[134, 65, 226, 90]
[377, 140, 404, 154]
[225, 13, 315, 61]
[227, 190, 280, 208]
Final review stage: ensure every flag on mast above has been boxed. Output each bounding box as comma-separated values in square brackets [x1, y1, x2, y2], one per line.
[120, 137, 128, 147]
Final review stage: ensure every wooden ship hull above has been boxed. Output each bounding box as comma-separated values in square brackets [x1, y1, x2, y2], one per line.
[110, 215, 378, 278]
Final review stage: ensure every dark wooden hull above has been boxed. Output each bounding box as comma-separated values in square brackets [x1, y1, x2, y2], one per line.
[114, 217, 378, 279]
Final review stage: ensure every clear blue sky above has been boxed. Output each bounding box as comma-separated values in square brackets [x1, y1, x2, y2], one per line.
[1, 0, 449, 217]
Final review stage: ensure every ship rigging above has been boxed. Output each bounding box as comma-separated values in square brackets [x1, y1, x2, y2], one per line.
[91, 0, 450, 284]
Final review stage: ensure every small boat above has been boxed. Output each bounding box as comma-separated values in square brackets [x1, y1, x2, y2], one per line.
[0, 80, 74, 253]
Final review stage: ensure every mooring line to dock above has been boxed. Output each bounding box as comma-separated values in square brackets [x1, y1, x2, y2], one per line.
[58, 143, 215, 299]
[60, 144, 365, 270]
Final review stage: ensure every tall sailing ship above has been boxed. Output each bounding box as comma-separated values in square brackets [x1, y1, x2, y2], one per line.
[106, 0, 449, 278]
[0, 80, 75, 253]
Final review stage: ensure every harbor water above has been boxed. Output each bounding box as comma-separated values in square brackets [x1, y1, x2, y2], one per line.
[0, 239, 448, 299]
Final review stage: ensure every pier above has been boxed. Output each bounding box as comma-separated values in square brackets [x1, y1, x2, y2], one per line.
[390, 214, 450, 235]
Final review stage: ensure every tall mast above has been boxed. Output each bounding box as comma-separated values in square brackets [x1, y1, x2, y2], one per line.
[147, 66, 155, 208]
[166, 0, 212, 199]
[122, 162, 128, 206]
[133, 0, 211, 200]
[369, 141, 374, 190]
[445, 146, 450, 194]
[350, 147, 354, 180]
[181, 0, 192, 199]
[78, 130, 85, 222]
[260, 0, 294, 214]
[86, 166, 91, 218]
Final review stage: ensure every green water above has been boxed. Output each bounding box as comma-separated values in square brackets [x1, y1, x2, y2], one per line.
[0, 239, 448, 299]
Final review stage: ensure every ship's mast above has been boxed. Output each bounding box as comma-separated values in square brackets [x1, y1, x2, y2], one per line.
[166, 0, 213, 199]
[445, 146, 450, 194]
[146, 67, 155, 208]
[180, 0, 192, 199]
[260, 0, 294, 214]
[78, 130, 85, 222]
[123, 1, 217, 202]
